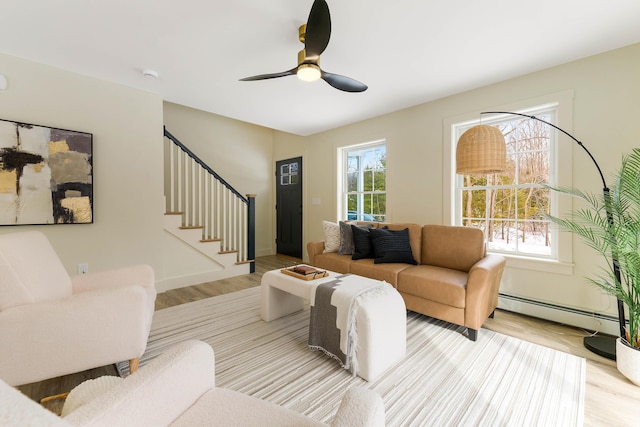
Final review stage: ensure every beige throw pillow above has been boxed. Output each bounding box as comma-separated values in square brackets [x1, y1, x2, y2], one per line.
[322, 221, 340, 253]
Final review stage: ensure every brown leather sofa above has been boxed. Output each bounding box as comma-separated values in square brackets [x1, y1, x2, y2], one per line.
[307, 223, 506, 341]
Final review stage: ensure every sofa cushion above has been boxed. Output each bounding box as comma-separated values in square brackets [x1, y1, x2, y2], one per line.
[322, 221, 340, 253]
[312, 252, 352, 274]
[421, 225, 484, 272]
[350, 259, 412, 288]
[397, 265, 468, 308]
[370, 228, 417, 265]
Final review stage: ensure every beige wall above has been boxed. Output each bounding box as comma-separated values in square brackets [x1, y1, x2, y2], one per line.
[0, 53, 165, 277]
[163, 102, 275, 258]
[3, 41, 638, 332]
[273, 43, 640, 333]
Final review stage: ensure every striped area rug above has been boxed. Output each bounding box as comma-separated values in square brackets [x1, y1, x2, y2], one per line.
[118, 287, 585, 426]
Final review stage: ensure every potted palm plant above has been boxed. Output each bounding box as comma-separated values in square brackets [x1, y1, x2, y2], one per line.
[548, 148, 640, 385]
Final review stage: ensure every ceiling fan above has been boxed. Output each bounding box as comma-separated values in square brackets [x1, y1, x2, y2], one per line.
[239, 0, 367, 93]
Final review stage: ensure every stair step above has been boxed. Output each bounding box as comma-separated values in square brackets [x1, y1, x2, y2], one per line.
[236, 259, 255, 265]
[163, 211, 249, 274]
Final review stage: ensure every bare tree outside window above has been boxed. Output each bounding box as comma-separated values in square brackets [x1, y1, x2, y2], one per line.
[458, 110, 553, 256]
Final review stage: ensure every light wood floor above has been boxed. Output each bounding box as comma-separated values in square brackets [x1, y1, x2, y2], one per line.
[18, 255, 640, 425]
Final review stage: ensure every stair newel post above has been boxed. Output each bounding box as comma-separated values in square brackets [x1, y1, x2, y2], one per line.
[247, 194, 256, 273]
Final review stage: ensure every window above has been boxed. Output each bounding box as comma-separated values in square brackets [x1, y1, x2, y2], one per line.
[454, 105, 558, 258]
[279, 162, 298, 185]
[340, 142, 386, 222]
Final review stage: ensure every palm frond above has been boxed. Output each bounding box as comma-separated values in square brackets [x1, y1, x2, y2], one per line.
[547, 149, 640, 348]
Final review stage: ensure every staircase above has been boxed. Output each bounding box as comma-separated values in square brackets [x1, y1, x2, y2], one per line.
[163, 127, 255, 286]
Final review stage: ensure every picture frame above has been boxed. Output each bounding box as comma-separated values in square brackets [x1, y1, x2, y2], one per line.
[0, 118, 93, 225]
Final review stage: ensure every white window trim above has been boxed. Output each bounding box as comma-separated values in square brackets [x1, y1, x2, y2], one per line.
[442, 91, 574, 275]
[337, 139, 386, 222]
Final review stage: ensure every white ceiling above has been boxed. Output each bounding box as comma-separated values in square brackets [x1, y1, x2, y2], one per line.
[1, 0, 640, 136]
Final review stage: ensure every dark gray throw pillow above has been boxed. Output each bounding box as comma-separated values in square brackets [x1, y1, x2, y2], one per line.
[338, 221, 356, 255]
[370, 227, 417, 264]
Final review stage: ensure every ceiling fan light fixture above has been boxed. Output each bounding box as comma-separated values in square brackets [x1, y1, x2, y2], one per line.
[239, 0, 367, 92]
[297, 63, 321, 82]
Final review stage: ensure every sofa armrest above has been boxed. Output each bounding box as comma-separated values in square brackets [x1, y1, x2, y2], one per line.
[331, 387, 385, 427]
[306, 241, 325, 265]
[464, 254, 506, 330]
[63, 340, 215, 427]
[71, 264, 155, 294]
[0, 379, 72, 426]
[0, 286, 150, 386]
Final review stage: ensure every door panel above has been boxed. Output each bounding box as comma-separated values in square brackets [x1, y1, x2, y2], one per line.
[276, 157, 303, 258]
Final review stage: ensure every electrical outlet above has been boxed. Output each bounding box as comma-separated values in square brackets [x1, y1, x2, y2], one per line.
[78, 263, 89, 274]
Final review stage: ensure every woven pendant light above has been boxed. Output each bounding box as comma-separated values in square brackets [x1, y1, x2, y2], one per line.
[456, 124, 506, 174]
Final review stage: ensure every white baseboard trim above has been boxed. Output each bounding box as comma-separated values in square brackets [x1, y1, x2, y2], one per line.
[156, 264, 251, 293]
[255, 248, 274, 257]
[498, 293, 620, 336]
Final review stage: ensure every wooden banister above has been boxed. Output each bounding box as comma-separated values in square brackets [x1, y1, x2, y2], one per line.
[164, 128, 256, 266]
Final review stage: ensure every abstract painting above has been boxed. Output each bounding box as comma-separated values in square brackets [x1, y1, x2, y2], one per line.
[0, 119, 93, 225]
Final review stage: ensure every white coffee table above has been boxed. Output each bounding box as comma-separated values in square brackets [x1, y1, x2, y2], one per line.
[260, 266, 406, 381]
[260, 267, 343, 322]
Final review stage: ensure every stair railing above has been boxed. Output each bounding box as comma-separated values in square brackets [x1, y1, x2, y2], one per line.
[164, 127, 255, 272]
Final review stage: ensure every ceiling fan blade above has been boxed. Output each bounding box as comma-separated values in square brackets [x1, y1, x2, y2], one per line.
[305, 0, 331, 58]
[239, 68, 297, 81]
[321, 71, 368, 92]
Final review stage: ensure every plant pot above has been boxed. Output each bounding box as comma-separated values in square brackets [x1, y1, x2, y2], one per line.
[616, 337, 640, 386]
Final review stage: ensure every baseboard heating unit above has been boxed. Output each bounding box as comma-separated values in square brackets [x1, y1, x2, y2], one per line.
[498, 293, 620, 336]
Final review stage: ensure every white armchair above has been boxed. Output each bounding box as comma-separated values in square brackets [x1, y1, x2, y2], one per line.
[59, 340, 385, 426]
[0, 341, 385, 426]
[0, 231, 156, 386]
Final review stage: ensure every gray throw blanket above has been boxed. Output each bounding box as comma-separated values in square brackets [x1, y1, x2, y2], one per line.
[308, 274, 385, 374]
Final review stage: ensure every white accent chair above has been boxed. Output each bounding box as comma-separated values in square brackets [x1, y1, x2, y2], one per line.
[0, 340, 386, 426]
[0, 230, 156, 386]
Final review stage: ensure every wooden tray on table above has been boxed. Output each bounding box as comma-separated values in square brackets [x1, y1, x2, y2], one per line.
[281, 265, 329, 280]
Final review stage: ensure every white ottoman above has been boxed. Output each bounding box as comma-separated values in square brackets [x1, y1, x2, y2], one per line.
[261, 268, 406, 381]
